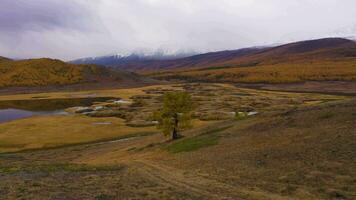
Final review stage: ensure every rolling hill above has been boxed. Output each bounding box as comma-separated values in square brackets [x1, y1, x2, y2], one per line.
[2, 37, 355, 88]
[72, 38, 356, 75]
[0, 58, 149, 88]
[0, 56, 11, 63]
[146, 38, 356, 83]
[72, 48, 263, 72]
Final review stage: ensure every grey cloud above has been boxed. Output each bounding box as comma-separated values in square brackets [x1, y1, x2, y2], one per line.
[0, 0, 356, 60]
[0, 0, 94, 32]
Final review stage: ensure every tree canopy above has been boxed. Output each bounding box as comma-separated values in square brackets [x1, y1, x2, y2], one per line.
[155, 91, 194, 140]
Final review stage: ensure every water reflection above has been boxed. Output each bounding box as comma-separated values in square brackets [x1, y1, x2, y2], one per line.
[0, 109, 67, 123]
[0, 97, 115, 123]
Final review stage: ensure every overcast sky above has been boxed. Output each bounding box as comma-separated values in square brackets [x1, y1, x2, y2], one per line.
[1, 0, 356, 60]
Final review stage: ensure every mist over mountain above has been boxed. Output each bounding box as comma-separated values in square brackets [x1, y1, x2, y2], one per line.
[70, 37, 356, 72]
[71, 51, 197, 66]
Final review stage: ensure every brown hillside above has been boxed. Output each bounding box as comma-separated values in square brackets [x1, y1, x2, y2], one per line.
[114, 48, 264, 71]
[0, 56, 11, 63]
[110, 38, 356, 73]
[0, 58, 145, 88]
[148, 38, 356, 83]
[153, 60, 356, 83]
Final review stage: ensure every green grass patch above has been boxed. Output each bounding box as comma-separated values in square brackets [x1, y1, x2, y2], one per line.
[165, 134, 219, 153]
[165, 125, 233, 153]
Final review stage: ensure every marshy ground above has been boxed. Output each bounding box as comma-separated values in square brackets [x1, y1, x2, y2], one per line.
[0, 83, 355, 199]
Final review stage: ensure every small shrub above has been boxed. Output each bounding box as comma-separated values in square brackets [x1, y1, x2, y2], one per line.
[130, 99, 147, 107]
[198, 111, 235, 121]
[235, 112, 247, 120]
[87, 110, 127, 119]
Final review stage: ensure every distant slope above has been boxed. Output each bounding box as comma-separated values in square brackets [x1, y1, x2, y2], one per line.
[72, 38, 356, 74]
[71, 52, 195, 69]
[148, 38, 356, 83]
[71, 48, 264, 72]
[0, 58, 148, 88]
[147, 38, 356, 72]
[0, 56, 11, 63]
[69, 38, 356, 83]
[128, 48, 264, 71]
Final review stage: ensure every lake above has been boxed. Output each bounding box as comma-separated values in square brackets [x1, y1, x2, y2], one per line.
[0, 109, 67, 123]
[0, 97, 115, 123]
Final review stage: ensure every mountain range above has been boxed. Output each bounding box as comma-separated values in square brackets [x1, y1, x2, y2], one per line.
[148, 38, 356, 83]
[71, 51, 195, 68]
[71, 37, 356, 73]
[1, 37, 355, 89]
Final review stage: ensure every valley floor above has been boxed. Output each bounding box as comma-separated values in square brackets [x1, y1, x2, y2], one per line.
[0, 83, 355, 200]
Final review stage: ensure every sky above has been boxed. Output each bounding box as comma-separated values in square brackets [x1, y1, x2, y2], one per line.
[1, 0, 356, 60]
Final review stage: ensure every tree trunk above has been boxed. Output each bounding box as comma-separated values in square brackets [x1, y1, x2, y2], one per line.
[172, 127, 178, 140]
[172, 113, 179, 140]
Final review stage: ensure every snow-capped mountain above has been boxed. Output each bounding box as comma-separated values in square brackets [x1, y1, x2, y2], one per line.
[70, 51, 196, 66]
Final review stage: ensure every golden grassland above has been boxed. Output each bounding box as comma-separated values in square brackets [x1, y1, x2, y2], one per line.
[151, 59, 356, 83]
[0, 84, 176, 101]
[0, 83, 347, 154]
[0, 82, 354, 199]
[0, 58, 103, 87]
[0, 115, 155, 153]
[0, 84, 211, 153]
[0, 115, 212, 153]
[0, 98, 354, 200]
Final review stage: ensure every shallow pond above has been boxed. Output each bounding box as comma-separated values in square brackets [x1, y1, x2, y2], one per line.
[0, 109, 67, 123]
[0, 97, 115, 123]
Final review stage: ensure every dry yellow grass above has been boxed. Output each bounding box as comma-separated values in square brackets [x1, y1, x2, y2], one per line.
[153, 59, 356, 83]
[0, 115, 213, 153]
[0, 84, 174, 101]
[0, 83, 345, 154]
[0, 82, 354, 199]
[0, 115, 157, 153]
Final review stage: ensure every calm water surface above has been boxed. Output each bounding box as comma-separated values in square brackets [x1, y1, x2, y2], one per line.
[0, 109, 66, 123]
[0, 97, 115, 123]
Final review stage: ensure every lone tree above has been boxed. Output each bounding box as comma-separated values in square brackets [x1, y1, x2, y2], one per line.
[155, 91, 194, 140]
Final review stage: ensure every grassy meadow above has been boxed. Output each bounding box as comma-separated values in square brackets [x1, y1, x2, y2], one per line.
[152, 59, 356, 83]
[0, 83, 346, 153]
[0, 83, 354, 199]
[0, 115, 157, 153]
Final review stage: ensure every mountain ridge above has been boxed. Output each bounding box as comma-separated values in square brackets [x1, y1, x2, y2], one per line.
[71, 51, 196, 67]
[70, 37, 356, 73]
[0, 56, 11, 63]
[147, 38, 356, 83]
